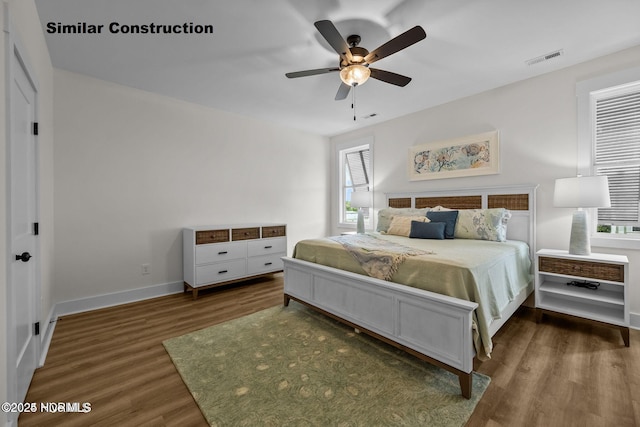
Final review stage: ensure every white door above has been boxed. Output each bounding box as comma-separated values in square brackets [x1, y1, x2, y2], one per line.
[9, 49, 39, 405]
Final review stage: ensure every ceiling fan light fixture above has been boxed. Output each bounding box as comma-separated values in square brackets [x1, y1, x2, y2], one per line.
[340, 64, 370, 86]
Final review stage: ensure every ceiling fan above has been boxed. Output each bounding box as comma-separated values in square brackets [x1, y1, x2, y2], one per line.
[286, 20, 427, 101]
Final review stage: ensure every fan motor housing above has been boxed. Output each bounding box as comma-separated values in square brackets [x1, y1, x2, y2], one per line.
[350, 46, 369, 62]
[340, 43, 369, 68]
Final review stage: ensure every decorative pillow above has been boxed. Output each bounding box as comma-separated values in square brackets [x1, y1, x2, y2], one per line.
[377, 208, 429, 233]
[426, 211, 459, 239]
[454, 208, 511, 242]
[386, 216, 429, 237]
[409, 221, 446, 240]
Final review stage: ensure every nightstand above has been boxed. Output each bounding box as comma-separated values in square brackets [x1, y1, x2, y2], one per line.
[535, 249, 629, 346]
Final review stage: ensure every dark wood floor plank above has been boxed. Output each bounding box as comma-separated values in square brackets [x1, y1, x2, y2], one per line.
[19, 274, 640, 426]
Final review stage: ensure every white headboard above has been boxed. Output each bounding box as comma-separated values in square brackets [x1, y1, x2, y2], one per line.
[385, 184, 538, 259]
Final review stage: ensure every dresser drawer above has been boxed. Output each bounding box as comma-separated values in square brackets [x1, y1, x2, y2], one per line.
[195, 229, 230, 245]
[195, 241, 247, 265]
[247, 238, 286, 257]
[538, 256, 624, 283]
[196, 259, 247, 286]
[247, 253, 284, 275]
[262, 225, 286, 238]
[232, 227, 260, 241]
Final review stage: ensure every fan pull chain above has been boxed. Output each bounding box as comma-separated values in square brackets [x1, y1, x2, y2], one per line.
[352, 83, 357, 121]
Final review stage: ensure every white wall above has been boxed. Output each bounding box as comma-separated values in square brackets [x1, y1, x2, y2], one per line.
[1, 0, 55, 424]
[53, 69, 330, 304]
[331, 45, 640, 323]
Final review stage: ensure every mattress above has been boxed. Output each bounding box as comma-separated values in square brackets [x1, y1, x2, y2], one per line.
[292, 233, 533, 358]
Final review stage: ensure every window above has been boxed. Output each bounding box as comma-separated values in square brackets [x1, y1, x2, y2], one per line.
[338, 139, 373, 228]
[577, 67, 640, 241]
[593, 84, 640, 229]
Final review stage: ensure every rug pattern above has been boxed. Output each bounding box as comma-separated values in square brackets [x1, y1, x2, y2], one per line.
[163, 302, 490, 426]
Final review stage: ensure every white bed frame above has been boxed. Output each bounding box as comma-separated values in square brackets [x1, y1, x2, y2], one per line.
[283, 184, 537, 398]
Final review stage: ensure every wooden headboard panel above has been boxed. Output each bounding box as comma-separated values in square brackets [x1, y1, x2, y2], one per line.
[388, 193, 530, 211]
[386, 184, 538, 257]
[415, 195, 482, 210]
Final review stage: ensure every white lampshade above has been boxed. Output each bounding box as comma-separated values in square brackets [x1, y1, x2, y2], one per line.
[350, 191, 371, 208]
[554, 175, 611, 208]
[554, 175, 611, 256]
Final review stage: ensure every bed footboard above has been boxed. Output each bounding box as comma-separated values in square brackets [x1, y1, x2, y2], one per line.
[282, 256, 479, 399]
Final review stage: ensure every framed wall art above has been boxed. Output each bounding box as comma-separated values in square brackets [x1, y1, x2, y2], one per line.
[408, 130, 500, 181]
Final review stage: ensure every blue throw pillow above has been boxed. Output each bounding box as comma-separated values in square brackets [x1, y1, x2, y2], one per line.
[410, 221, 446, 239]
[426, 211, 459, 239]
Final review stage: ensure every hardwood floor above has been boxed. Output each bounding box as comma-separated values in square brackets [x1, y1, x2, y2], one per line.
[20, 275, 640, 426]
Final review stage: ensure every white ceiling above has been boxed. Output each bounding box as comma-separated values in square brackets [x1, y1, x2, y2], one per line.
[35, 0, 640, 137]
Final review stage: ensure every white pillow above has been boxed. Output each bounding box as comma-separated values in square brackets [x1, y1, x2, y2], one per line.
[377, 208, 429, 232]
[454, 208, 512, 242]
[386, 216, 430, 237]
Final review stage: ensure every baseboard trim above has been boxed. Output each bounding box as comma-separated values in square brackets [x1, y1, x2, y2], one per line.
[630, 312, 640, 330]
[38, 281, 184, 365]
[38, 305, 57, 367]
[55, 281, 184, 317]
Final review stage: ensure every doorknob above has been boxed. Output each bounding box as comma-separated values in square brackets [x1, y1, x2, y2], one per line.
[15, 252, 32, 262]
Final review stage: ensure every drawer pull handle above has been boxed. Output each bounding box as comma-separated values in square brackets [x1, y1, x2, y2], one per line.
[264, 262, 273, 266]
[264, 245, 272, 249]
[218, 270, 228, 274]
[218, 251, 228, 255]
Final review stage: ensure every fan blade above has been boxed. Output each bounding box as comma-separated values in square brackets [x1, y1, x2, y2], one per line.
[314, 20, 353, 63]
[286, 68, 339, 78]
[364, 26, 426, 65]
[369, 68, 412, 87]
[335, 83, 351, 100]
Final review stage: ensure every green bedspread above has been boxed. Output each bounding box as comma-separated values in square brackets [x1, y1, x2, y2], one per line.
[292, 233, 533, 359]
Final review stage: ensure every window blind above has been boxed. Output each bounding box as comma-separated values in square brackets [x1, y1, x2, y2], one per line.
[345, 149, 370, 187]
[595, 87, 640, 224]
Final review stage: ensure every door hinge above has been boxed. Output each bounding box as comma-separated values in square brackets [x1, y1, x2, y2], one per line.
[34, 222, 39, 236]
[34, 322, 40, 336]
[33, 122, 39, 136]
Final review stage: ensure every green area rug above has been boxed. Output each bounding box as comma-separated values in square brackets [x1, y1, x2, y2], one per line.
[163, 302, 490, 426]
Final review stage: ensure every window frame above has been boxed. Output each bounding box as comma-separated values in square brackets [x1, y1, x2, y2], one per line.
[336, 137, 374, 230]
[577, 66, 640, 248]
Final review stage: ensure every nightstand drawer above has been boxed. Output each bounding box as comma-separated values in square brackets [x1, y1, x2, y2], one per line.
[538, 256, 624, 283]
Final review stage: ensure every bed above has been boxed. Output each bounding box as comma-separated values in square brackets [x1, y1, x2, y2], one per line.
[282, 185, 537, 398]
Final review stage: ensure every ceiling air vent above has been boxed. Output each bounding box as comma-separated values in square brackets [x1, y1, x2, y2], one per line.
[525, 49, 564, 66]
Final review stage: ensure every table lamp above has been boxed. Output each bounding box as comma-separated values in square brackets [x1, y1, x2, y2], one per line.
[553, 175, 611, 255]
[350, 191, 371, 234]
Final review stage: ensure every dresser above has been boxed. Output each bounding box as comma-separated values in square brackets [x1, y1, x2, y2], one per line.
[535, 249, 629, 346]
[183, 223, 287, 299]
